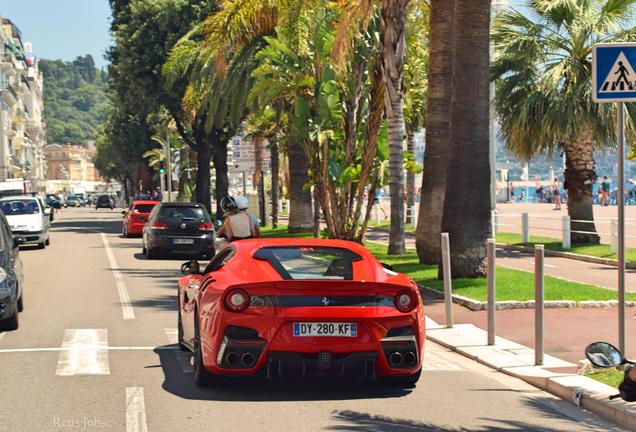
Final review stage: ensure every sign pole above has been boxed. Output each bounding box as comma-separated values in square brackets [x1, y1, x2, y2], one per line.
[618, 102, 626, 354]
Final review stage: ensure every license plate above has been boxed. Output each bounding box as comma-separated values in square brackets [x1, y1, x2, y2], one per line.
[173, 238, 194, 245]
[293, 322, 357, 337]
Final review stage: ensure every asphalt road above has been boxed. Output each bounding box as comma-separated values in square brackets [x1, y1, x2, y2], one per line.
[0, 208, 623, 432]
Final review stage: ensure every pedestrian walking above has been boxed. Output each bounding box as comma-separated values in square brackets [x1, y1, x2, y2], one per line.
[374, 188, 388, 219]
[600, 176, 610, 206]
[552, 178, 561, 210]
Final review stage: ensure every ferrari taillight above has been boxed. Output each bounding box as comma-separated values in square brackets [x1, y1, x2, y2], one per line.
[225, 288, 250, 312]
[395, 289, 416, 313]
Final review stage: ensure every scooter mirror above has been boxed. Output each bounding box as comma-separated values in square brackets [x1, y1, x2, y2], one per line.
[585, 341, 624, 368]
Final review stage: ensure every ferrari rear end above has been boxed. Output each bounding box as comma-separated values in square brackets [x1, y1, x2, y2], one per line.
[201, 280, 424, 386]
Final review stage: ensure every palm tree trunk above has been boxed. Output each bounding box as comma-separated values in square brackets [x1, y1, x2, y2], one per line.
[195, 143, 212, 215]
[406, 126, 415, 225]
[564, 128, 600, 244]
[177, 146, 189, 201]
[440, 0, 491, 278]
[288, 141, 313, 233]
[211, 132, 228, 220]
[381, 0, 410, 255]
[416, 0, 455, 265]
[270, 140, 279, 228]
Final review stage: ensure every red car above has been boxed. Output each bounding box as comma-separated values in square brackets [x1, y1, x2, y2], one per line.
[122, 200, 159, 237]
[177, 238, 425, 387]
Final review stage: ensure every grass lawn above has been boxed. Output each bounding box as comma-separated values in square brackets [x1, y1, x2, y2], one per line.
[366, 220, 416, 232]
[496, 232, 636, 263]
[260, 226, 635, 303]
[587, 369, 623, 389]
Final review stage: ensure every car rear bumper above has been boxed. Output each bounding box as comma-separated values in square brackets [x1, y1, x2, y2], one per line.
[201, 311, 425, 379]
[149, 235, 215, 255]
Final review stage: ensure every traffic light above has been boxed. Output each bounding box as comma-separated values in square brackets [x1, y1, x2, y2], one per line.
[159, 161, 165, 175]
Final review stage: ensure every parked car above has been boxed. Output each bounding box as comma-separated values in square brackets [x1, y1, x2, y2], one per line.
[64, 195, 80, 207]
[0, 210, 24, 330]
[0, 195, 51, 249]
[177, 238, 424, 387]
[45, 194, 62, 209]
[122, 200, 159, 237]
[142, 202, 215, 259]
[95, 194, 114, 210]
[76, 196, 87, 207]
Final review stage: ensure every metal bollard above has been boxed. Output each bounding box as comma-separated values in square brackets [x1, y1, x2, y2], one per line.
[611, 218, 618, 253]
[278, 199, 282, 213]
[522, 212, 529, 243]
[534, 244, 544, 366]
[487, 238, 496, 345]
[441, 233, 454, 328]
[374, 205, 381, 225]
[286, 199, 290, 213]
[562, 215, 571, 250]
[491, 210, 499, 236]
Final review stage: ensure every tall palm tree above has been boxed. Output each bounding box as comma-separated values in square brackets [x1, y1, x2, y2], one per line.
[439, 0, 492, 277]
[381, 0, 410, 255]
[492, 0, 636, 244]
[416, 0, 455, 265]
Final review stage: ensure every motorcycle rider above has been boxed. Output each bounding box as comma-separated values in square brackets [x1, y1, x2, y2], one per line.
[217, 196, 258, 242]
[620, 365, 636, 402]
[234, 195, 261, 238]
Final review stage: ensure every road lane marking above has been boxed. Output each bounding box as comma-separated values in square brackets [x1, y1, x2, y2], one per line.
[0, 346, 179, 353]
[126, 387, 148, 432]
[56, 329, 110, 376]
[164, 328, 178, 345]
[101, 233, 135, 320]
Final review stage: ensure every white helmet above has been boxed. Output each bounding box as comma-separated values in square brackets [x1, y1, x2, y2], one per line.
[234, 195, 249, 210]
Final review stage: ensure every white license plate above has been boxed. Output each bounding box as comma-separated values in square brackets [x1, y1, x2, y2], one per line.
[173, 238, 194, 245]
[293, 322, 357, 337]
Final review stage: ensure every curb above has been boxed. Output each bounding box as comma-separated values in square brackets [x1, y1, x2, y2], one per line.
[417, 284, 636, 311]
[425, 322, 636, 431]
[497, 242, 636, 270]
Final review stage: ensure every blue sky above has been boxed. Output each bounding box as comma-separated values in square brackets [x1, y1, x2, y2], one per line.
[0, 0, 112, 67]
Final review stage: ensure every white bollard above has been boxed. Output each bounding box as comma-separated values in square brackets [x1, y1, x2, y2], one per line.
[278, 199, 282, 213]
[562, 215, 571, 250]
[522, 213, 529, 243]
[487, 238, 496, 346]
[441, 233, 454, 328]
[611, 218, 618, 253]
[374, 205, 381, 225]
[491, 210, 499, 236]
[286, 199, 290, 213]
[411, 205, 418, 229]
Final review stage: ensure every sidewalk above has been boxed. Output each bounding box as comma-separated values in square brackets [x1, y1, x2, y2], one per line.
[424, 314, 636, 431]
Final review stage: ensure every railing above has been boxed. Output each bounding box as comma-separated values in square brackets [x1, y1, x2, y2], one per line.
[492, 210, 636, 250]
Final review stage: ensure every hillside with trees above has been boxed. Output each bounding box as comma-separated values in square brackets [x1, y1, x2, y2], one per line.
[39, 55, 109, 145]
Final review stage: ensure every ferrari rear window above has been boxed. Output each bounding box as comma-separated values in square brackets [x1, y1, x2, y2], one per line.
[133, 204, 155, 213]
[253, 246, 361, 280]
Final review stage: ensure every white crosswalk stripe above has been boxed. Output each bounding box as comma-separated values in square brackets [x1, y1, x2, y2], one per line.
[55, 329, 110, 376]
[126, 387, 148, 432]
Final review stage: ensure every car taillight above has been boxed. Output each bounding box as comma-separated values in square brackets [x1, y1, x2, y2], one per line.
[198, 222, 214, 231]
[395, 289, 416, 313]
[224, 288, 250, 312]
[151, 222, 168, 230]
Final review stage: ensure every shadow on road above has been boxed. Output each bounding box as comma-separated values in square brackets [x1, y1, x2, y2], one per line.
[153, 345, 410, 402]
[50, 219, 121, 235]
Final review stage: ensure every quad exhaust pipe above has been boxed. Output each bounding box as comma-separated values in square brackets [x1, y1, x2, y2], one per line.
[241, 352, 256, 367]
[388, 352, 403, 367]
[225, 352, 239, 366]
[404, 351, 417, 367]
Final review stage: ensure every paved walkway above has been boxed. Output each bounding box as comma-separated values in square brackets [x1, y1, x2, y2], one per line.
[365, 227, 634, 291]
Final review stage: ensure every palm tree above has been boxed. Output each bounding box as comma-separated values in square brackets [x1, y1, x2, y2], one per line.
[492, 0, 636, 244]
[415, 0, 454, 265]
[439, 0, 492, 277]
[381, 0, 410, 254]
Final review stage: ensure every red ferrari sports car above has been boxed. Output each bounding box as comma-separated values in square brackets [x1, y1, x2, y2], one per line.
[177, 238, 425, 387]
[122, 200, 159, 237]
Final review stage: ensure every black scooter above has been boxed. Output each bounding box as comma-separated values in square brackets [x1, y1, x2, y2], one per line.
[585, 341, 635, 400]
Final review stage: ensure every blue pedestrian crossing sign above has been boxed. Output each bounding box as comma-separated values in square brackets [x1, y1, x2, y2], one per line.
[593, 43, 636, 102]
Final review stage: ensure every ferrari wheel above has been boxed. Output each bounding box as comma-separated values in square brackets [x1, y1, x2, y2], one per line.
[385, 369, 421, 389]
[193, 316, 220, 387]
[177, 302, 188, 352]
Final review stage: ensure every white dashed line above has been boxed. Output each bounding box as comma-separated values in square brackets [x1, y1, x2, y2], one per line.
[101, 233, 135, 320]
[55, 329, 110, 376]
[126, 387, 148, 432]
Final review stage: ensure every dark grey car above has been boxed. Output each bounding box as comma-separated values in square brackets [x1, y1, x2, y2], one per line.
[142, 202, 215, 259]
[0, 211, 24, 331]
